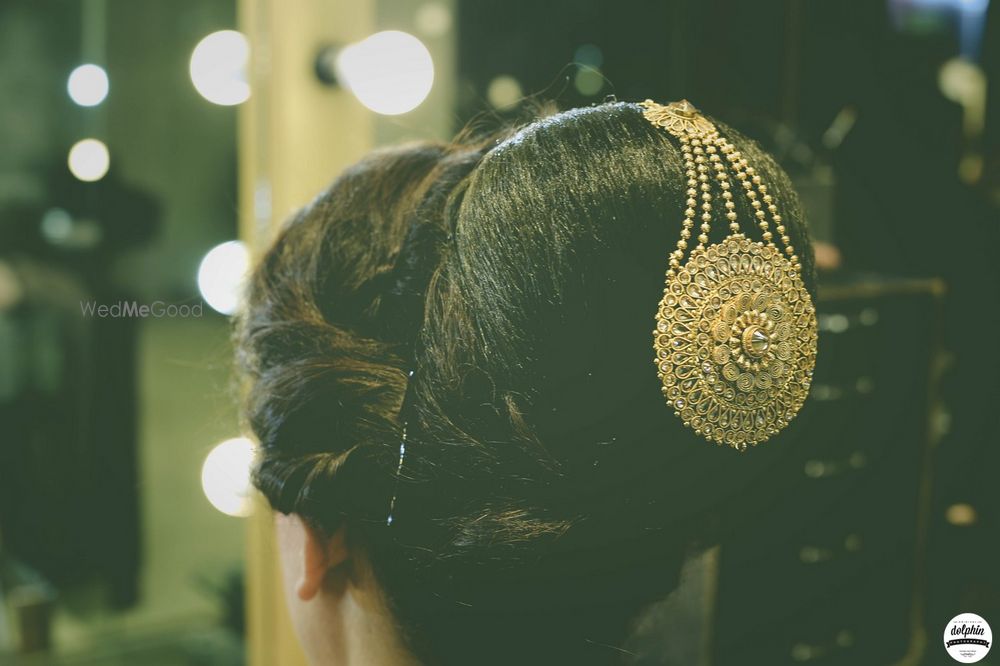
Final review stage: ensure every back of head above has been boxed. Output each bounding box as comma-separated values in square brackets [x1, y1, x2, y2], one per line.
[237, 101, 815, 665]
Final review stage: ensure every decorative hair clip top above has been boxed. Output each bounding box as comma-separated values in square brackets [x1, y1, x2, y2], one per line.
[642, 99, 817, 451]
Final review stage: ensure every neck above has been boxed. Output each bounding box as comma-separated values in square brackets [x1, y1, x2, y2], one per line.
[309, 565, 420, 666]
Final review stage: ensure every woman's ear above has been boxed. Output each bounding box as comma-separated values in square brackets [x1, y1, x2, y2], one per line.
[275, 513, 349, 602]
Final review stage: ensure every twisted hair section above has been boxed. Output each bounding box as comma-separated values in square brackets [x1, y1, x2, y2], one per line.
[237, 140, 499, 525]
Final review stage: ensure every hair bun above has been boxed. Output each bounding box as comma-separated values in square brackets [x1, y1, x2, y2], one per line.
[239, 142, 492, 531]
[255, 443, 393, 526]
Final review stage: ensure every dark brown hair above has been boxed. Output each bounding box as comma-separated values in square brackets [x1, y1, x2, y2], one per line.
[236, 101, 815, 665]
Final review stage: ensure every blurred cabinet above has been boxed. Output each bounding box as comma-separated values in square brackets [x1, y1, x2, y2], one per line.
[710, 276, 946, 665]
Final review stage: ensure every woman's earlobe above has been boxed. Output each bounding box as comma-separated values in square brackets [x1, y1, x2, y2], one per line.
[275, 513, 349, 602]
[298, 519, 349, 601]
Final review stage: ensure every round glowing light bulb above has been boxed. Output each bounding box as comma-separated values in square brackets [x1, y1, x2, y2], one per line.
[67, 139, 110, 182]
[67, 64, 109, 107]
[336, 30, 434, 115]
[201, 437, 256, 517]
[197, 240, 250, 315]
[190, 30, 250, 106]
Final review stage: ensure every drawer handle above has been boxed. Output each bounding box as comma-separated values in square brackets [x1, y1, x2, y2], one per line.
[791, 630, 855, 661]
[809, 377, 875, 401]
[799, 533, 863, 564]
[804, 452, 867, 479]
[817, 307, 879, 333]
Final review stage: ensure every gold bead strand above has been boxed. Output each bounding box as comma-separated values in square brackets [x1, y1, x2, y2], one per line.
[668, 133, 699, 279]
[689, 133, 714, 252]
[738, 155, 800, 271]
[714, 136, 766, 243]
[716, 136, 799, 271]
[704, 130, 731, 243]
[711, 135, 744, 237]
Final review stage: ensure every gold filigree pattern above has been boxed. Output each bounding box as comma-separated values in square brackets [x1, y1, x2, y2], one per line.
[641, 99, 716, 136]
[641, 98, 818, 451]
[653, 236, 817, 450]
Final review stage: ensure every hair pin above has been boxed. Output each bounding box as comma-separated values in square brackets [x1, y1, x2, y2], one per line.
[386, 369, 415, 526]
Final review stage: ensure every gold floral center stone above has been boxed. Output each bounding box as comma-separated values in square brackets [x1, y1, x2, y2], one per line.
[742, 326, 770, 357]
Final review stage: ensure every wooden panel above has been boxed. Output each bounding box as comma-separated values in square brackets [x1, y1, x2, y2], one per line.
[238, 0, 375, 253]
[238, 2, 375, 665]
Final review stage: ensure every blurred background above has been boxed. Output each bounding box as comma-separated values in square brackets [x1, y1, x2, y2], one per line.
[0, 0, 996, 664]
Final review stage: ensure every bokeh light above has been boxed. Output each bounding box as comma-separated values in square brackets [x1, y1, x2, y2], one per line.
[201, 437, 256, 518]
[415, 3, 453, 37]
[67, 64, 109, 107]
[945, 502, 978, 526]
[40, 208, 73, 243]
[573, 44, 604, 68]
[574, 67, 605, 96]
[67, 138, 110, 182]
[487, 75, 523, 110]
[336, 30, 434, 115]
[197, 240, 250, 315]
[190, 30, 250, 106]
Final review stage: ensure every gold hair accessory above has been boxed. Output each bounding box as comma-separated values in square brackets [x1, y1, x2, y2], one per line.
[642, 99, 817, 451]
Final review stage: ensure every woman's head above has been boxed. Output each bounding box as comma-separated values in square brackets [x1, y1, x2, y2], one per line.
[236, 101, 815, 665]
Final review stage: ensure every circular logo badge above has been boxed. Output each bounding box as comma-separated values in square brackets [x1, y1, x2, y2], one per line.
[944, 613, 992, 663]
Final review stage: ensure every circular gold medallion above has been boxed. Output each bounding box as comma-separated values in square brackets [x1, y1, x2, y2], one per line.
[653, 235, 817, 450]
